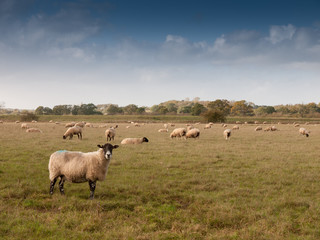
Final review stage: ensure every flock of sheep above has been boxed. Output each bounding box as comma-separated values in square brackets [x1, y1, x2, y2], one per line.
[4, 119, 311, 199]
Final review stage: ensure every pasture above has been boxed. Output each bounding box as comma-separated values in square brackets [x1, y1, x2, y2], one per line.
[1, 121, 320, 239]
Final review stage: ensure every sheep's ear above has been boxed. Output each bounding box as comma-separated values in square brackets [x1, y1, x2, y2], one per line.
[113, 145, 119, 149]
[97, 144, 103, 148]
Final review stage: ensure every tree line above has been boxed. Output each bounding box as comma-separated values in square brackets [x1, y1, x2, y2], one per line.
[32, 100, 320, 120]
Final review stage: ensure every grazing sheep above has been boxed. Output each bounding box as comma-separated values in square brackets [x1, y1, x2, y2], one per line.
[158, 128, 168, 132]
[232, 125, 240, 130]
[48, 143, 119, 199]
[99, 124, 108, 128]
[186, 128, 200, 139]
[264, 126, 278, 132]
[63, 126, 82, 140]
[299, 128, 310, 137]
[21, 123, 29, 129]
[222, 124, 228, 128]
[223, 129, 231, 140]
[254, 121, 259, 124]
[169, 123, 175, 127]
[65, 122, 76, 128]
[126, 126, 130, 129]
[204, 124, 211, 129]
[255, 126, 262, 131]
[209, 122, 214, 126]
[164, 124, 168, 129]
[55, 122, 60, 124]
[0, 120, 3, 123]
[32, 120, 37, 123]
[121, 137, 149, 144]
[85, 123, 94, 128]
[236, 121, 241, 124]
[75, 122, 86, 128]
[134, 123, 140, 127]
[15, 121, 20, 124]
[26, 128, 42, 133]
[294, 124, 300, 127]
[170, 128, 187, 139]
[263, 121, 267, 124]
[105, 127, 116, 141]
[49, 120, 53, 123]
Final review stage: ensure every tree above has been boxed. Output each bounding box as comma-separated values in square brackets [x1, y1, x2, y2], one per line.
[136, 107, 146, 114]
[35, 106, 44, 115]
[78, 103, 102, 115]
[207, 99, 231, 115]
[158, 106, 169, 114]
[178, 105, 192, 114]
[254, 106, 276, 116]
[191, 103, 207, 116]
[106, 104, 123, 115]
[123, 104, 138, 115]
[230, 100, 254, 116]
[166, 103, 178, 113]
[52, 105, 72, 115]
[202, 109, 226, 123]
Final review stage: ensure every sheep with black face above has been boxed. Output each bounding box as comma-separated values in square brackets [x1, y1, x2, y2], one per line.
[48, 143, 119, 199]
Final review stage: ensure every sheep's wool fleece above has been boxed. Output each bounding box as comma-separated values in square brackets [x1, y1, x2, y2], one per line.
[49, 149, 110, 183]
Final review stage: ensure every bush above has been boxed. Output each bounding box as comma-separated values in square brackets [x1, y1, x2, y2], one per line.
[20, 113, 39, 122]
[202, 109, 226, 123]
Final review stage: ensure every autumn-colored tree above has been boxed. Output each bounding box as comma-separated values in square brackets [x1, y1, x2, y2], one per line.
[231, 100, 254, 116]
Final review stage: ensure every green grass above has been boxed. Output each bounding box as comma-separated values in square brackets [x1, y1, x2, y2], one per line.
[1, 121, 320, 239]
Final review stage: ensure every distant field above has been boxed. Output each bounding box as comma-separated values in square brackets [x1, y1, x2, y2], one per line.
[1, 120, 320, 239]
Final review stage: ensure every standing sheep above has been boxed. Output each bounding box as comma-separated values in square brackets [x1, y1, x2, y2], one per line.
[48, 143, 119, 199]
[223, 129, 231, 140]
[186, 128, 200, 139]
[158, 129, 168, 132]
[170, 128, 187, 139]
[75, 122, 86, 128]
[232, 125, 239, 130]
[121, 137, 149, 144]
[65, 122, 76, 128]
[63, 126, 82, 140]
[204, 124, 211, 129]
[105, 126, 118, 141]
[255, 126, 262, 131]
[299, 128, 310, 137]
[21, 123, 29, 129]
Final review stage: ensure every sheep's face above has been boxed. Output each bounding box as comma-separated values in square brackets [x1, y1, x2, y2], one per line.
[143, 137, 149, 143]
[98, 143, 119, 160]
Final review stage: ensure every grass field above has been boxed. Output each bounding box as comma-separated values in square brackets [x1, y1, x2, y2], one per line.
[1, 120, 320, 239]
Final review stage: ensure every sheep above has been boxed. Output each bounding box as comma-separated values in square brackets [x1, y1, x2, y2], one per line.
[222, 124, 228, 128]
[63, 126, 82, 140]
[158, 128, 168, 132]
[99, 124, 108, 128]
[134, 123, 140, 127]
[21, 123, 29, 129]
[204, 124, 211, 129]
[186, 128, 200, 139]
[255, 126, 262, 131]
[254, 121, 259, 124]
[26, 128, 42, 133]
[169, 123, 175, 127]
[305, 122, 310, 125]
[236, 121, 241, 124]
[75, 121, 86, 128]
[121, 137, 149, 144]
[264, 126, 278, 132]
[55, 122, 60, 124]
[0, 120, 3, 124]
[223, 129, 231, 140]
[126, 126, 130, 129]
[85, 123, 94, 128]
[294, 124, 300, 127]
[15, 121, 20, 124]
[49, 120, 53, 123]
[208, 122, 214, 126]
[299, 128, 310, 137]
[48, 143, 119, 199]
[106, 125, 117, 137]
[163, 123, 168, 129]
[32, 120, 37, 123]
[65, 122, 76, 128]
[170, 128, 187, 139]
[232, 125, 239, 130]
[105, 127, 116, 141]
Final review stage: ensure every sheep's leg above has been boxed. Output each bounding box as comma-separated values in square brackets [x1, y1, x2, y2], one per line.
[49, 177, 58, 195]
[59, 176, 65, 195]
[88, 180, 96, 199]
[79, 132, 82, 140]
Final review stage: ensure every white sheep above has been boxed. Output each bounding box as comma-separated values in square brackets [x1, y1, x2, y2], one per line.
[121, 137, 149, 144]
[294, 124, 300, 127]
[163, 123, 168, 129]
[232, 125, 239, 130]
[48, 143, 119, 199]
[254, 121, 259, 124]
[204, 124, 211, 129]
[105, 127, 117, 141]
[65, 122, 76, 128]
[255, 126, 262, 131]
[26, 128, 42, 133]
[75, 122, 86, 128]
[158, 129, 168, 132]
[170, 128, 187, 139]
[222, 124, 228, 128]
[299, 128, 310, 137]
[21, 123, 29, 129]
[186, 128, 200, 139]
[134, 123, 140, 127]
[223, 129, 231, 140]
[32, 120, 37, 123]
[187, 126, 194, 131]
[85, 123, 94, 128]
[63, 126, 82, 140]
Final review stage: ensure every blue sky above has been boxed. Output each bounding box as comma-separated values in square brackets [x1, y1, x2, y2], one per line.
[1, 0, 320, 109]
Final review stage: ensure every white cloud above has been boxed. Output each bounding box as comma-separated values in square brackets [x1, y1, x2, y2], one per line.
[268, 24, 296, 44]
